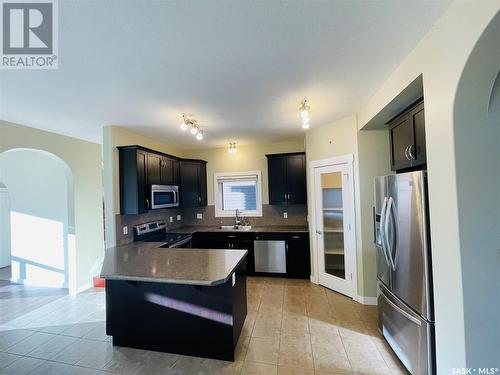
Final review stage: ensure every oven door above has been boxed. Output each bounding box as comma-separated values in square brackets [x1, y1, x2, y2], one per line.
[151, 185, 179, 209]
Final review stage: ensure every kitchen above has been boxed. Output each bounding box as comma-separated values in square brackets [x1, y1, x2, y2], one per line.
[0, 1, 498, 375]
[100, 94, 430, 373]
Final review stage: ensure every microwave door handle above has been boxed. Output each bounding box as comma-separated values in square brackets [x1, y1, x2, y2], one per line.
[379, 197, 390, 267]
[385, 197, 396, 271]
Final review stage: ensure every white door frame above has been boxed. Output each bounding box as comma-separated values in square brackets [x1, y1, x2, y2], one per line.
[308, 154, 358, 298]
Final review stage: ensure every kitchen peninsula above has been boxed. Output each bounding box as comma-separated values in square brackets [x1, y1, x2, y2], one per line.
[100, 242, 247, 361]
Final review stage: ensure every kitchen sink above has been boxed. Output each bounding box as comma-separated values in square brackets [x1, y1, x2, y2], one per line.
[218, 225, 252, 231]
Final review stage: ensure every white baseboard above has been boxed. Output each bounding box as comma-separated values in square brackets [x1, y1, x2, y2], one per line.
[309, 275, 318, 284]
[75, 283, 92, 294]
[355, 295, 378, 305]
[10, 277, 67, 289]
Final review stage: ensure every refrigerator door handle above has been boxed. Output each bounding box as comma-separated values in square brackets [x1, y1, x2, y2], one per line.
[379, 197, 390, 267]
[385, 196, 396, 271]
[380, 290, 422, 326]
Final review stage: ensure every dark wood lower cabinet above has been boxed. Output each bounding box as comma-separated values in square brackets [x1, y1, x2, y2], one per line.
[192, 231, 310, 279]
[106, 262, 247, 361]
[285, 234, 311, 279]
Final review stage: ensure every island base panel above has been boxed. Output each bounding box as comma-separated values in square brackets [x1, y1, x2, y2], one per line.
[105, 271, 246, 361]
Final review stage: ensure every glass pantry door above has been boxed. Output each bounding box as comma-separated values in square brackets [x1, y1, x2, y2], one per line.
[314, 163, 355, 297]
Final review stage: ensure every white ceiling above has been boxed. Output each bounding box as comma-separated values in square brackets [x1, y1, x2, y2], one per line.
[0, 1, 450, 149]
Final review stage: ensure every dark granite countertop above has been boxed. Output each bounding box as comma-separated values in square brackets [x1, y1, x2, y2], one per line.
[100, 242, 247, 286]
[173, 225, 309, 234]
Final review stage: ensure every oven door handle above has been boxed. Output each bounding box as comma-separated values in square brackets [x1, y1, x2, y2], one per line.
[169, 236, 192, 248]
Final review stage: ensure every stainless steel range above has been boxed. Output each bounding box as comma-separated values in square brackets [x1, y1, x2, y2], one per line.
[134, 221, 192, 248]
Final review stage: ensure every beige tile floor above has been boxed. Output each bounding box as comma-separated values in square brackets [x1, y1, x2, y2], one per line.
[0, 277, 408, 374]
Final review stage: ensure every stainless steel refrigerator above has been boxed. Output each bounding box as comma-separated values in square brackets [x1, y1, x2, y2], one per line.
[374, 170, 435, 375]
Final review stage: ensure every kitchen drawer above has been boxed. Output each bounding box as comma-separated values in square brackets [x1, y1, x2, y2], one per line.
[378, 283, 434, 375]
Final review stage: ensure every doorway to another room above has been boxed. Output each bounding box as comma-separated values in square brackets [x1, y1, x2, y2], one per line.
[310, 154, 357, 298]
[0, 148, 75, 291]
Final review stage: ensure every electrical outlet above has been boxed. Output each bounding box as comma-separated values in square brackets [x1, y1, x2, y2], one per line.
[123, 226, 128, 235]
[283, 212, 288, 219]
[196, 213, 203, 219]
[177, 214, 181, 221]
[169, 216, 173, 223]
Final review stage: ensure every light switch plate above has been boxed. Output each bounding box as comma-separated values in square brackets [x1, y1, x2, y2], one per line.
[283, 212, 288, 219]
[177, 215, 181, 221]
[169, 216, 173, 223]
[196, 213, 203, 219]
[123, 226, 128, 235]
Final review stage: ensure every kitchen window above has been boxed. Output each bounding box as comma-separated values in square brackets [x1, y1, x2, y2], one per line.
[214, 171, 262, 217]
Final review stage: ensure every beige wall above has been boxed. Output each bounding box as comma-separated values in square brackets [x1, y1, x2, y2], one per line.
[452, 12, 500, 367]
[184, 139, 305, 206]
[0, 120, 104, 292]
[357, 2, 500, 371]
[305, 115, 390, 299]
[102, 126, 186, 247]
[355, 129, 390, 298]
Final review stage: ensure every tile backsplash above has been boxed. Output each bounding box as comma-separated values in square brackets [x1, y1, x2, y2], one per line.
[115, 207, 184, 246]
[114, 204, 308, 246]
[183, 205, 308, 227]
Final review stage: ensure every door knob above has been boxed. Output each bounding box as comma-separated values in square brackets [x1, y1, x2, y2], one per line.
[316, 230, 322, 235]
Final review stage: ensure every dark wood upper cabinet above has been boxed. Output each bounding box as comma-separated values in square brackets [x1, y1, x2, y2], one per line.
[146, 153, 162, 185]
[119, 147, 149, 214]
[147, 153, 179, 186]
[389, 115, 413, 171]
[286, 154, 307, 204]
[266, 152, 307, 205]
[410, 102, 426, 167]
[388, 100, 426, 171]
[267, 155, 288, 205]
[118, 145, 183, 214]
[180, 160, 207, 208]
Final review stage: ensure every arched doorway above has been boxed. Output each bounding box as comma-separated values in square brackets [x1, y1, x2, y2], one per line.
[0, 148, 76, 291]
[452, 11, 500, 367]
[0, 183, 11, 278]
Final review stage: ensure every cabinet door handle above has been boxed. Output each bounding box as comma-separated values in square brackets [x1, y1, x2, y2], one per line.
[286, 244, 289, 252]
[146, 199, 150, 209]
[292, 235, 301, 239]
[284, 193, 287, 201]
[198, 196, 201, 204]
[404, 145, 411, 160]
[408, 144, 416, 160]
[228, 235, 236, 238]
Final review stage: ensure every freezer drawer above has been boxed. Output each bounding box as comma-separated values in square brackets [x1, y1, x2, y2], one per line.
[378, 284, 434, 375]
[254, 240, 286, 273]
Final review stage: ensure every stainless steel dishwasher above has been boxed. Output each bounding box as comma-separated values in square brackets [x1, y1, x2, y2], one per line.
[253, 239, 286, 273]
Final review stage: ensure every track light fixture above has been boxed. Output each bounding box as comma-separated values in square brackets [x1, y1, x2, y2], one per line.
[180, 114, 204, 140]
[300, 98, 311, 129]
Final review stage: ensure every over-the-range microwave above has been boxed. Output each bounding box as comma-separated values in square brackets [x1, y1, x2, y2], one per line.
[150, 185, 179, 209]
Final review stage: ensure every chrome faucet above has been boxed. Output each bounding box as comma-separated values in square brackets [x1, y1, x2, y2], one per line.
[235, 209, 241, 226]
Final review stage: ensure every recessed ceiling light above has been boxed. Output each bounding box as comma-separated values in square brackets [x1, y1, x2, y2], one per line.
[228, 142, 237, 154]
